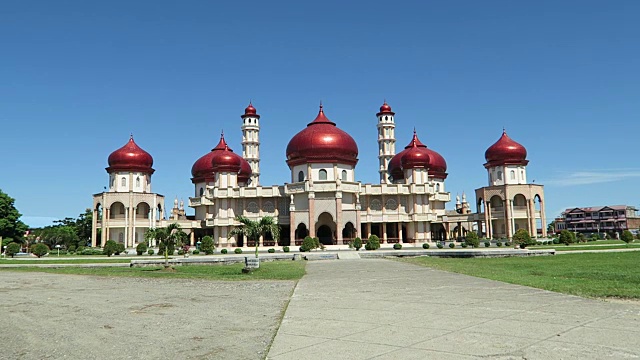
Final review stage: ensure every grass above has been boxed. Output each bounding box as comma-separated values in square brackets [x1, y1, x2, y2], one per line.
[0, 261, 307, 281]
[0, 258, 133, 264]
[399, 251, 640, 299]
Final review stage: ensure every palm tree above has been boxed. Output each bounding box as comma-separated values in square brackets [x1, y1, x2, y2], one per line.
[145, 223, 187, 268]
[229, 215, 280, 258]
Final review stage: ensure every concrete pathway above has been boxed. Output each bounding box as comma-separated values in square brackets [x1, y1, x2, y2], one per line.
[267, 259, 640, 359]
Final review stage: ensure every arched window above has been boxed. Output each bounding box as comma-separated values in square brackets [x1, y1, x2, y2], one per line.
[136, 176, 140, 187]
[199, 187, 204, 197]
[298, 171, 304, 182]
[319, 169, 327, 180]
[121, 177, 126, 187]
[435, 183, 440, 192]
[497, 171, 503, 181]
[110, 177, 115, 188]
[510, 170, 515, 180]
[341, 170, 347, 181]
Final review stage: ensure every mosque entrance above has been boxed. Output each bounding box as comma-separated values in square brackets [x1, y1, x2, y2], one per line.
[316, 212, 336, 245]
[317, 225, 333, 246]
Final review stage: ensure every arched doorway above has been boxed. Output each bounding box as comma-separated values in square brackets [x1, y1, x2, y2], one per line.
[316, 212, 336, 245]
[342, 222, 356, 245]
[317, 225, 333, 245]
[295, 223, 308, 245]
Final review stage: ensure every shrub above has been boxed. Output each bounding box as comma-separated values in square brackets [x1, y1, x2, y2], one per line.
[436, 243, 444, 249]
[103, 240, 118, 257]
[299, 246, 305, 252]
[352, 237, 362, 251]
[393, 243, 402, 250]
[68, 245, 76, 253]
[148, 249, 154, 255]
[221, 248, 228, 254]
[505, 241, 512, 247]
[158, 242, 175, 257]
[283, 246, 290, 253]
[77, 246, 85, 253]
[448, 243, 455, 249]
[577, 233, 586, 243]
[621, 230, 634, 244]
[496, 241, 503, 247]
[192, 249, 200, 255]
[177, 249, 185, 255]
[484, 241, 490, 247]
[422, 243, 430, 249]
[6, 242, 21, 257]
[31, 243, 49, 258]
[201, 236, 214, 255]
[234, 248, 242, 254]
[461, 243, 468, 248]
[81, 248, 103, 255]
[268, 248, 275, 253]
[365, 235, 380, 251]
[136, 242, 148, 256]
[465, 232, 480, 248]
[552, 238, 560, 244]
[300, 236, 319, 252]
[559, 230, 574, 246]
[512, 229, 535, 249]
[115, 243, 126, 255]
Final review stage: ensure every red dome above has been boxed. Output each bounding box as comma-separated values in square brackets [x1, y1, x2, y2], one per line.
[191, 151, 216, 183]
[388, 131, 447, 181]
[107, 135, 154, 174]
[238, 158, 252, 184]
[377, 101, 395, 116]
[286, 105, 358, 167]
[242, 102, 260, 118]
[484, 130, 528, 168]
[210, 134, 243, 173]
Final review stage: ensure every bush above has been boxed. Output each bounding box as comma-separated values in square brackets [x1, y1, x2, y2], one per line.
[283, 246, 290, 253]
[81, 248, 103, 255]
[365, 235, 380, 251]
[158, 242, 175, 257]
[268, 248, 275, 253]
[177, 249, 185, 255]
[621, 230, 634, 244]
[448, 243, 455, 249]
[436, 243, 444, 249]
[201, 236, 214, 255]
[461, 243, 468, 248]
[30, 243, 50, 258]
[505, 241, 512, 247]
[484, 241, 491, 247]
[234, 248, 242, 254]
[136, 242, 148, 256]
[221, 248, 228, 254]
[422, 243, 430, 249]
[77, 246, 85, 253]
[300, 236, 319, 252]
[393, 243, 402, 250]
[352, 237, 362, 251]
[103, 240, 118, 257]
[552, 238, 560, 244]
[115, 243, 126, 255]
[512, 229, 535, 249]
[465, 232, 480, 248]
[192, 249, 200, 255]
[559, 230, 574, 246]
[5, 242, 21, 257]
[148, 249, 154, 255]
[496, 241, 503, 247]
[68, 245, 76, 253]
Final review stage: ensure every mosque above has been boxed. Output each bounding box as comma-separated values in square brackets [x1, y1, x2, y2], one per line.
[91, 102, 547, 249]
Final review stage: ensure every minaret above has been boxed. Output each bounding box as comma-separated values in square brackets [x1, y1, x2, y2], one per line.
[377, 101, 396, 184]
[241, 102, 260, 186]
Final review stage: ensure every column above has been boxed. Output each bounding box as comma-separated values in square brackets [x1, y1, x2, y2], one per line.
[366, 223, 371, 239]
[398, 224, 403, 243]
[485, 204, 492, 239]
[91, 208, 97, 247]
[335, 196, 343, 245]
[124, 207, 129, 248]
[540, 200, 547, 237]
[132, 206, 137, 246]
[190, 231, 195, 246]
[104, 209, 110, 247]
[308, 193, 316, 238]
[504, 199, 513, 239]
[527, 199, 535, 237]
[382, 223, 387, 243]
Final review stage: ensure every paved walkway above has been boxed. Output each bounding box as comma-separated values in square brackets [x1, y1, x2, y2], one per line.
[267, 259, 640, 359]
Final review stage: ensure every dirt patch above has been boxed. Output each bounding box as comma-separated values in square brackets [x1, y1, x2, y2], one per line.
[0, 271, 295, 359]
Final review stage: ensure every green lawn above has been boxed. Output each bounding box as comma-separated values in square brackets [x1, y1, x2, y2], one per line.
[0, 261, 307, 281]
[400, 252, 640, 299]
[0, 258, 133, 264]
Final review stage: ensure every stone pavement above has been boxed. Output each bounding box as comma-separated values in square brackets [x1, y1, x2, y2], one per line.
[267, 259, 640, 359]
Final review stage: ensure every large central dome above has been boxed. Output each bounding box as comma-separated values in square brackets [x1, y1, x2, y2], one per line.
[285, 105, 358, 167]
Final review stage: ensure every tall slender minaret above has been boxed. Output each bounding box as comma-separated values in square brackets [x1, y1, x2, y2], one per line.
[377, 101, 396, 183]
[241, 102, 260, 186]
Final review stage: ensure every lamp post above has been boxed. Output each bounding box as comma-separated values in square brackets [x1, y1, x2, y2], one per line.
[55, 244, 61, 257]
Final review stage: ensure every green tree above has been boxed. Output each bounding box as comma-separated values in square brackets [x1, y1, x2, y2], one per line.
[300, 236, 318, 252]
[200, 235, 214, 255]
[559, 230, 574, 246]
[464, 232, 480, 248]
[365, 235, 380, 250]
[103, 240, 118, 257]
[229, 216, 281, 258]
[621, 230, 634, 244]
[5, 242, 21, 257]
[136, 242, 148, 255]
[512, 228, 534, 248]
[352, 237, 362, 251]
[0, 189, 28, 244]
[30, 243, 49, 258]
[150, 223, 187, 267]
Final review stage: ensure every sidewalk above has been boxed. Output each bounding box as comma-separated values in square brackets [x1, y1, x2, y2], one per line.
[267, 259, 640, 359]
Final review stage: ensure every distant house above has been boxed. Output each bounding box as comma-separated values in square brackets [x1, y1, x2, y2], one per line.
[554, 205, 640, 236]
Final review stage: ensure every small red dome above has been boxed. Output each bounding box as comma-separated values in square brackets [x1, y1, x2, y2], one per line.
[286, 104, 358, 167]
[484, 130, 528, 168]
[242, 102, 260, 118]
[210, 134, 243, 173]
[388, 131, 447, 181]
[191, 151, 216, 183]
[107, 135, 154, 174]
[238, 158, 252, 184]
[377, 101, 395, 116]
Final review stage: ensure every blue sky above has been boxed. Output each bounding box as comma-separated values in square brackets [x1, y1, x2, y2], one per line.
[1, 0, 639, 227]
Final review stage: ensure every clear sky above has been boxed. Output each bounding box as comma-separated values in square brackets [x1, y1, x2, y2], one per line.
[1, 0, 639, 227]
